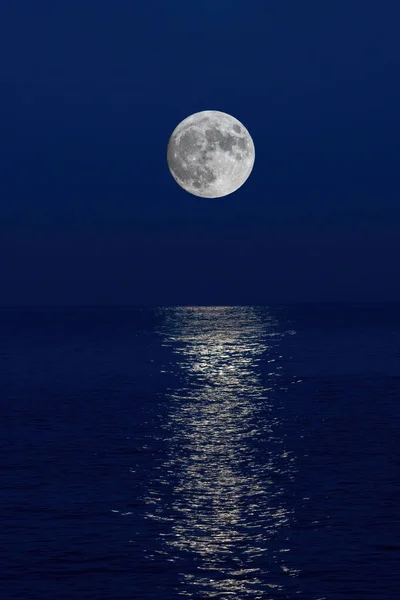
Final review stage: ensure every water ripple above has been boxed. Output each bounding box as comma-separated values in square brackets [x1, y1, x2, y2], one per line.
[144, 307, 300, 598]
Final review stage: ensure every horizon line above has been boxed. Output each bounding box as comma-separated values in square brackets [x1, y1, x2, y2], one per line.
[0, 301, 400, 309]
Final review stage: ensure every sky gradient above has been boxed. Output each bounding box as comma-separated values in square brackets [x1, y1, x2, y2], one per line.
[1, 0, 400, 304]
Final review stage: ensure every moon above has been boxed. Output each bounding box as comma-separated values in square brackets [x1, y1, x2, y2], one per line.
[167, 110, 255, 198]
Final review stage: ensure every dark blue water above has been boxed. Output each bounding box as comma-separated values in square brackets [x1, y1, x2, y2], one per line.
[1, 305, 399, 599]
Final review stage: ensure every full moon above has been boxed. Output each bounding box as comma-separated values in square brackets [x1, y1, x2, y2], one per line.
[167, 110, 255, 198]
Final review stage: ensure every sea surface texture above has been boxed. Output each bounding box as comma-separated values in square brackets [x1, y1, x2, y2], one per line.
[1, 305, 399, 599]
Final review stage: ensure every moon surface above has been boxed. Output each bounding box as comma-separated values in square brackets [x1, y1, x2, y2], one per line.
[167, 110, 255, 198]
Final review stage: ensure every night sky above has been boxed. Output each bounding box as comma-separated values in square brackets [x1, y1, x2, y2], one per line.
[1, 0, 400, 305]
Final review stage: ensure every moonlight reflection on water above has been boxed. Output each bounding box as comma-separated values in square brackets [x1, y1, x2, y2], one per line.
[145, 307, 299, 598]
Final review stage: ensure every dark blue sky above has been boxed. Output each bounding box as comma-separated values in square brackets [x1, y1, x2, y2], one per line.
[1, 0, 399, 304]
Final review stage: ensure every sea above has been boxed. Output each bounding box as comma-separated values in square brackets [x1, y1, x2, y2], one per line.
[1, 304, 399, 599]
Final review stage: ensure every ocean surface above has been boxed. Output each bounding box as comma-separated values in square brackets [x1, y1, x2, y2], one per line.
[1, 304, 399, 599]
